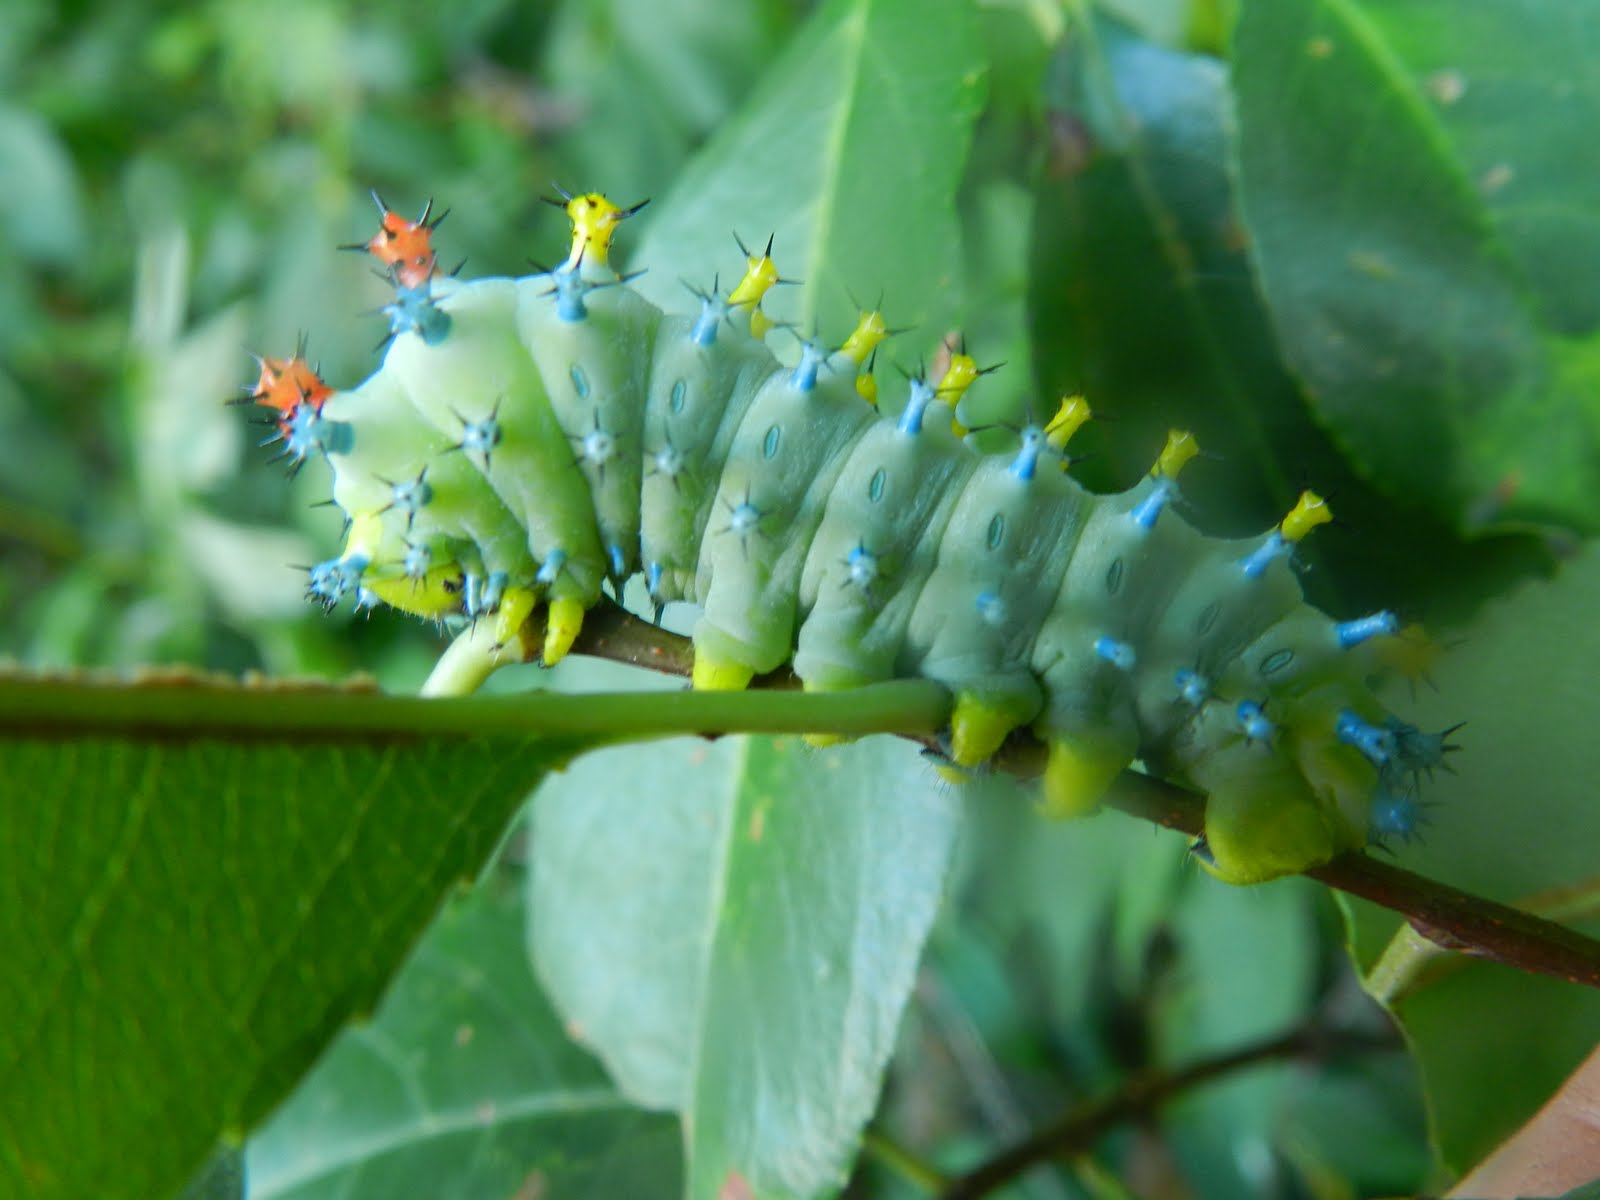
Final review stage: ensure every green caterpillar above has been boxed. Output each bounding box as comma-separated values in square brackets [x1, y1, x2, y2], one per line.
[252, 191, 1453, 884]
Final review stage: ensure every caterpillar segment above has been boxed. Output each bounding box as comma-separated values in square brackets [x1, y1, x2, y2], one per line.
[243, 190, 1457, 884]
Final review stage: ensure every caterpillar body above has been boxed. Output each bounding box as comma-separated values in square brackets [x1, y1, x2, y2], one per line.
[249, 191, 1454, 884]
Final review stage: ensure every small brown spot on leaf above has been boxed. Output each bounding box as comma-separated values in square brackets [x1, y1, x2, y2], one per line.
[1046, 110, 1095, 178]
[455, 1023, 474, 1046]
[719, 1170, 755, 1200]
[1307, 36, 1334, 58]
[509, 1169, 548, 1200]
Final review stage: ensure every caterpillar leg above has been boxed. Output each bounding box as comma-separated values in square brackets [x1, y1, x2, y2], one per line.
[494, 585, 537, 649]
[1191, 744, 1360, 884]
[543, 596, 587, 666]
[949, 690, 1035, 768]
[691, 648, 756, 691]
[1039, 730, 1135, 819]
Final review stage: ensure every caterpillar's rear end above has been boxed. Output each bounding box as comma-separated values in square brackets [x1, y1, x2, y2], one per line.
[244, 190, 1455, 884]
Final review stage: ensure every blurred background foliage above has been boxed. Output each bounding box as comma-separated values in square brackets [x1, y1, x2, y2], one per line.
[0, 0, 801, 681]
[6, 0, 1599, 1197]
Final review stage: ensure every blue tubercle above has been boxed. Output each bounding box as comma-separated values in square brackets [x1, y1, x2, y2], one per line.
[1236, 700, 1274, 743]
[790, 339, 828, 392]
[846, 545, 879, 590]
[691, 288, 729, 346]
[1335, 710, 1397, 768]
[549, 264, 592, 322]
[402, 542, 432, 579]
[536, 549, 567, 586]
[1094, 636, 1136, 671]
[458, 410, 502, 465]
[384, 280, 452, 345]
[1130, 479, 1174, 531]
[388, 472, 432, 527]
[975, 591, 1006, 627]
[646, 560, 664, 598]
[607, 544, 627, 580]
[481, 571, 509, 613]
[1369, 787, 1425, 843]
[1008, 427, 1045, 481]
[652, 443, 684, 481]
[306, 554, 370, 607]
[1386, 717, 1462, 776]
[1240, 532, 1286, 579]
[897, 378, 937, 436]
[1174, 668, 1209, 707]
[1336, 611, 1399, 649]
[462, 572, 484, 617]
[283, 406, 354, 462]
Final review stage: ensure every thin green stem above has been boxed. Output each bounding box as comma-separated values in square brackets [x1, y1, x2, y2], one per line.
[0, 669, 952, 746]
[861, 1128, 950, 1194]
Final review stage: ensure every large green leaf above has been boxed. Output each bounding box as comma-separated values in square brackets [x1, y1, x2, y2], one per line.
[529, 735, 960, 1200]
[630, 0, 987, 360]
[247, 868, 682, 1199]
[1342, 543, 1600, 1171]
[0, 674, 593, 1200]
[0, 673, 943, 1200]
[1231, 0, 1600, 533]
[1028, 11, 1551, 620]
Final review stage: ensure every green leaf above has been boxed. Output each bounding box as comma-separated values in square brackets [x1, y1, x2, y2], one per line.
[1342, 544, 1600, 1170]
[0, 104, 86, 267]
[630, 0, 988, 359]
[0, 675, 592, 1200]
[1027, 13, 1551, 619]
[0, 672, 946, 1200]
[247, 869, 682, 1199]
[529, 735, 961, 1200]
[1231, 0, 1600, 533]
[1029, 15, 1312, 524]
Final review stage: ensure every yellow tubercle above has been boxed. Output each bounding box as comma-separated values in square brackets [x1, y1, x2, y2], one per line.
[563, 193, 634, 269]
[937, 353, 979, 403]
[749, 307, 775, 341]
[840, 309, 887, 365]
[364, 567, 466, 620]
[493, 586, 537, 648]
[1045, 394, 1092, 454]
[855, 370, 879, 407]
[938, 354, 980, 438]
[692, 651, 756, 692]
[1038, 735, 1132, 819]
[542, 595, 586, 665]
[1281, 490, 1333, 542]
[727, 248, 779, 308]
[1156, 429, 1199, 479]
[935, 764, 972, 786]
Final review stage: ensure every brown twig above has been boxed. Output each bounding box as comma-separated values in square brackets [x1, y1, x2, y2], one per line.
[517, 598, 1600, 993]
[937, 1027, 1399, 1200]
